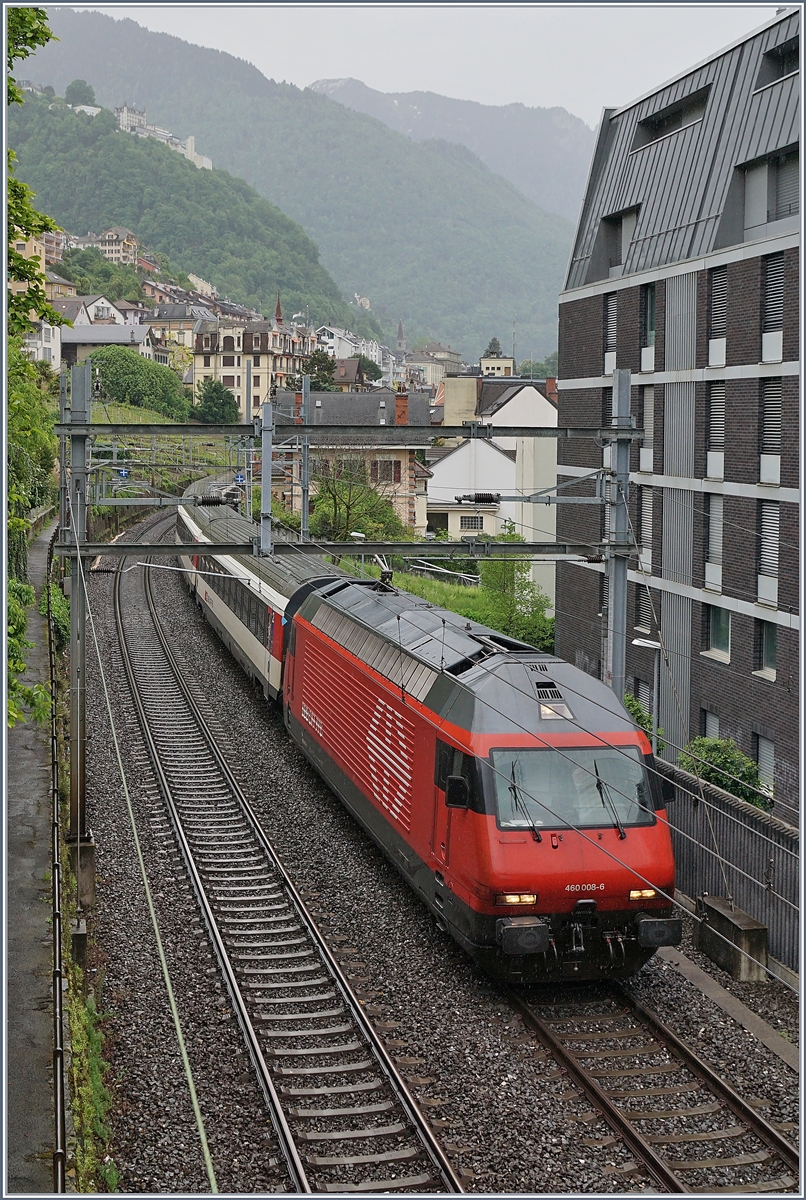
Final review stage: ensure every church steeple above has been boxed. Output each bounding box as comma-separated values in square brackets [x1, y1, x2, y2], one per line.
[275, 292, 283, 323]
[396, 319, 406, 353]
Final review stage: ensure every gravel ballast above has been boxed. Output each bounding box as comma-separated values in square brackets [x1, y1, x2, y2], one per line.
[83, 518, 799, 1193]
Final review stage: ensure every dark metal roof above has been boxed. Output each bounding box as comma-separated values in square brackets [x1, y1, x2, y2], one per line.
[565, 10, 799, 289]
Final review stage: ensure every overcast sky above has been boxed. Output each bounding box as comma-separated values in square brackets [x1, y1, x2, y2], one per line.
[71, 4, 780, 127]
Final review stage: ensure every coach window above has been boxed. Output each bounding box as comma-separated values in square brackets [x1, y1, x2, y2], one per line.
[434, 739, 482, 811]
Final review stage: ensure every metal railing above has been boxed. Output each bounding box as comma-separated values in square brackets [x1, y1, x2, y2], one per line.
[46, 530, 68, 1191]
[658, 760, 799, 973]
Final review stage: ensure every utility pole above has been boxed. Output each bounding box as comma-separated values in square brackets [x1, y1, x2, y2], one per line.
[65, 361, 95, 908]
[259, 400, 273, 555]
[300, 374, 310, 541]
[604, 368, 632, 700]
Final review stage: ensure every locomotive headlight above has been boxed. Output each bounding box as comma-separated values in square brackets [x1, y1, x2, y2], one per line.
[495, 893, 538, 905]
[629, 888, 657, 901]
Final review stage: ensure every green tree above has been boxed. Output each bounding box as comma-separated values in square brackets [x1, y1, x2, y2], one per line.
[678, 737, 769, 809]
[476, 523, 553, 650]
[58, 246, 144, 304]
[65, 78, 95, 106]
[8, 580, 51, 728]
[350, 353, 382, 382]
[302, 348, 337, 391]
[7, 8, 64, 336]
[195, 377, 238, 423]
[8, 337, 58, 580]
[623, 692, 665, 755]
[91, 345, 189, 418]
[517, 350, 558, 378]
[310, 460, 406, 542]
[483, 337, 502, 358]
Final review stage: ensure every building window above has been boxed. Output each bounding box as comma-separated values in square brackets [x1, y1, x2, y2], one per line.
[223, 375, 235, 387]
[223, 335, 235, 351]
[707, 382, 725, 450]
[203, 355, 211, 367]
[707, 605, 730, 658]
[641, 283, 656, 347]
[703, 710, 720, 739]
[706, 494, 723, 565]
[222, 354, 234, 367]
[604, 293, 617, 354]
[253, 376, 260, 387]
[772, 149, 799, 221]
[756, 619, 777, 676]
[758, 501, 779, 579]
[253, 355, 260, 366]
[635, 678, 652, 713]
[755, 735, 775, 795]
[371, 459, 401, 484]
[640, 486, 653, 549]
[635, 584, 653, 631]
[760, 378, 782, 453]
[460, 515, 484, 531]
[762, 253, 784, 332]
[253, 395, 260, 408]
[203, 335, 210, 350]
[709, 265, 727, 338]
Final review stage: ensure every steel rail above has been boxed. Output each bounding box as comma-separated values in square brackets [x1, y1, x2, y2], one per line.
[139, 547, 463, 1196]
[112, 533, 310, 1194]
[613, 983, 800, 1175]
[507, 984, 799, 1194]
[505, 988, 686, 1193]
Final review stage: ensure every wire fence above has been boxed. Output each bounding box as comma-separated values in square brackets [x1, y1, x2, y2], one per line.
[658, 760, 799, 974]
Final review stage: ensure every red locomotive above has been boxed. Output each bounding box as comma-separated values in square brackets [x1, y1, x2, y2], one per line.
[178, 495, 681, 981]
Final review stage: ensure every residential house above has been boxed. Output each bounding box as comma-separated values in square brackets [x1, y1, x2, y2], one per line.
[423, 341, 463, 373]
[406, 351, 445, 388]
[554, 7, 799, 811]
[333, 358, 367, 391]
[61, 323, 162, 366]
[115, 102, 213, 169]
[274, 389, 431, 530]
[116, 299, 149, 325]
[480, 354, 516, 377]
[8, 236, 46, 298]
[98, 226, 139, 266]
[193, 316, 317, 419]
[22, 320, 61, 366]
[42, 230, 67, 263]
[44, 271, 77, 301]
[427, 440, 517, 539]
[316, 325, 360, 359]
[51, 298, 91, 326]
[72, 295, 126, 324]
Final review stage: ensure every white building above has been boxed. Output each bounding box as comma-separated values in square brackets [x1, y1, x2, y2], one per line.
[427, 439, 517, 538]
[22, 321, 61, 366]
[315, 325, 359, 359]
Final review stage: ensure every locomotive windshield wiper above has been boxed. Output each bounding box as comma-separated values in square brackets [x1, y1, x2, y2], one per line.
[594, 759, 627, 840]
[509, 759, 542, 842]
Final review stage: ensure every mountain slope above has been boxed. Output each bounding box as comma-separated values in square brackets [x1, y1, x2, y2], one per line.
[9, 95, 373, 332]
[27, 9, 573, 359]
[308, 78, 595, 221]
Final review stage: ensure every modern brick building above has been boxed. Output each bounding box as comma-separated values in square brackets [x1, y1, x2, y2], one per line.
[555, 9, 799, 817]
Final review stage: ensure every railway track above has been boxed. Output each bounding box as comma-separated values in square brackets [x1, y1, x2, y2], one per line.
[508, 983, 799, 1194]
[112, 528, 462, 1194]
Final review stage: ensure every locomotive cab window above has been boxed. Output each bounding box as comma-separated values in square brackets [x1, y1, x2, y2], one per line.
[490, 746, 655, 832]
[435, 739, 484, 812]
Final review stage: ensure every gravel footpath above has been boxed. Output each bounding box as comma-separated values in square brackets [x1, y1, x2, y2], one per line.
[85, 519, 799, 1193]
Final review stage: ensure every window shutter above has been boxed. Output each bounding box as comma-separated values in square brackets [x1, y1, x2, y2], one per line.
[605, 293, 617, 353]
[708, 382, 725, 449]
[759, 501, 780, 577]
[642, 386, 654, 445]
[641, 487, 653, 547]
[775, 153, 799, 220]
[707, 495, 723, 565]
[636, 679, 652, 712]
[371, 460, 378, 483]
[393, 459, 401, 484]
[763, 254, 784, 332]
[761, 378, 782, 453]
[704, 711, 720, 739]
[602, 387, 614, 424]
[757, 736, 775, 791]
[636, 585, 653, 630]
[709, 266, 727, 338]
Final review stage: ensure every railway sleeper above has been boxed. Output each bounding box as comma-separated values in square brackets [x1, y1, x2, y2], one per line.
[305, 1146, 421, 1167]
[299, 1123, 408, 1142]
[646, 1123, 747, 1143]
[668, 1149, 770, 1170]
[691, 1177, 798, 1194]
[322, 1172, 439, 1193]
[289, 1102, 396, 1118]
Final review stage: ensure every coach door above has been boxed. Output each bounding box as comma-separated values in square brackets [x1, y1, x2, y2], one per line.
[432, 739, 455, 866]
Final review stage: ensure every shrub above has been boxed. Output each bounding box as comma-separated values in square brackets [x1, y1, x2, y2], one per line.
[678, 736, 769, 809]
[91, 345, 188, 419]
[623, 692, 665, 755]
